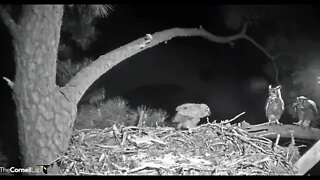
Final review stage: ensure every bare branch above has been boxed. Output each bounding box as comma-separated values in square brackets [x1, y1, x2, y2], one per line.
[240, 22, 248, 35]
[0, 5, 19, 38]
[222, 111, 246, 124]
[3, 76, 14, 89]
[242, 35, 279, 83]
[60, 25, 276, 104]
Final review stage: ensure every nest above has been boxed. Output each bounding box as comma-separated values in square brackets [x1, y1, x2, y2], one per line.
[57, 114, 300, 175]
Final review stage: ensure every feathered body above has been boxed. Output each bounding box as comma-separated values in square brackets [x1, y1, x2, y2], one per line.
[293, 96, 318, 127]
[265, 85, 284, 124]
[172, 103, 211, 130]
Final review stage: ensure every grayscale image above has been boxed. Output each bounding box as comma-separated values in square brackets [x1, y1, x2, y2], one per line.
[0, 4, 320, 175]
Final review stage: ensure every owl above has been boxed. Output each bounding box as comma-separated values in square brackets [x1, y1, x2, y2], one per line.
[265, 85, 284, 124]
[292, 96, 318, 127]
[172, 103, 211, 130]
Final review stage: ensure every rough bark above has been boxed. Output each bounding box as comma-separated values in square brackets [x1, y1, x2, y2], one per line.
[10, 5, 77, 168]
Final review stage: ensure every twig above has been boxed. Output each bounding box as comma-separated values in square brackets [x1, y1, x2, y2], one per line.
[62, 22, 276, 105]
[222, 112, 246, 124]
[0, 5, 19, 38]
[95, 144, 119, 149]
[137, 110, 144, 127]
[3, 77, 14, 89]
[234, 132, 268, 154]
[275, 134, 281, 147]
[242, 35, 279, 83]
[128, 162, 164, 174]
[120, 129, 128, 146]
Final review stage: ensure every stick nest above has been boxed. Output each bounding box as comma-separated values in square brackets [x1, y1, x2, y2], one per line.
[58, 120, 300, 175]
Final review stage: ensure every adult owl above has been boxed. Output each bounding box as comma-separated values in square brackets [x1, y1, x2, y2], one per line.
[265, 85, 284, 124]
[292, 96, 318, 127]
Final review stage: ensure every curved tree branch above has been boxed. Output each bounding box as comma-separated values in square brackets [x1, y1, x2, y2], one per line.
[60, 25, 278, 105]
[0, 5, 19, 39]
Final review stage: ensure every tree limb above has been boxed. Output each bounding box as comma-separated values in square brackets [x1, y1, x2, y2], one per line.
[60, 25, 277, 105]
[243, 35, 279, 84]
[0, 5, 19, 39]
[240, 121, 320, 140]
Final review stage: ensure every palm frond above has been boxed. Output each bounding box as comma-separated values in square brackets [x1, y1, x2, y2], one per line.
[72, 4, 113, 18]
[89, 5, 113, 18]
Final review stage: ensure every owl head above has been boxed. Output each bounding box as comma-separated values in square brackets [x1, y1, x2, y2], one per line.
[268, 85, 282, 97]
[295, 96, 318, 114]
[296, 96, 308, 104]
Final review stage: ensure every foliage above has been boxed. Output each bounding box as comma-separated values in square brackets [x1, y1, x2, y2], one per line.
[75, 96, 169, 130]
[75, 5, 113, 18]
[56, 58, 92, 86]
[61, 5, 113, 51]
[136, 105, 168, 127]
[57, 5, 114, 86]
[145, 108, 169, 127]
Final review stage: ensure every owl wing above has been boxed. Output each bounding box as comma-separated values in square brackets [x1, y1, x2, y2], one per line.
[177, 107, 202, 117]
[176, 103, 196, 111]
[306, 99, 318, 115]
[265, 98, 271, 118]
[175, 103, 200, 117]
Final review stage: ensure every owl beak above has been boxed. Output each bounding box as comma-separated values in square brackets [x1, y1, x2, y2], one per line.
[207, 109, 211, 116]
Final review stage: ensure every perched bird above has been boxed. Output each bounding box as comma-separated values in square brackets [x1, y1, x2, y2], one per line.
[292, 96, 318, 127]
[172, 103, 211, 130]
[265, 85, 285, 124]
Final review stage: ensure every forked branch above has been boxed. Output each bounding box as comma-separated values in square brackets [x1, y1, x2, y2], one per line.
[61, 24, 278, 104]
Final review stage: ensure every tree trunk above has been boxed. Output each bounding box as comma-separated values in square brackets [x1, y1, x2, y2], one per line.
[12, 5, 77, 168]
[0, 5, 286, 171]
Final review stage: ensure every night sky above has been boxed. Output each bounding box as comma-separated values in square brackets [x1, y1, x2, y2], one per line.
[88, 4, 320, 123]
[1, 4, 320, 173]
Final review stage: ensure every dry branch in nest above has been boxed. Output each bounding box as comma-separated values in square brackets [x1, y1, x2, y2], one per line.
[57, 113, 300, 175]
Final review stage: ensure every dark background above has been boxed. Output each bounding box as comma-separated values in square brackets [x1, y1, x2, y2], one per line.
[1, 4, 320, 174]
